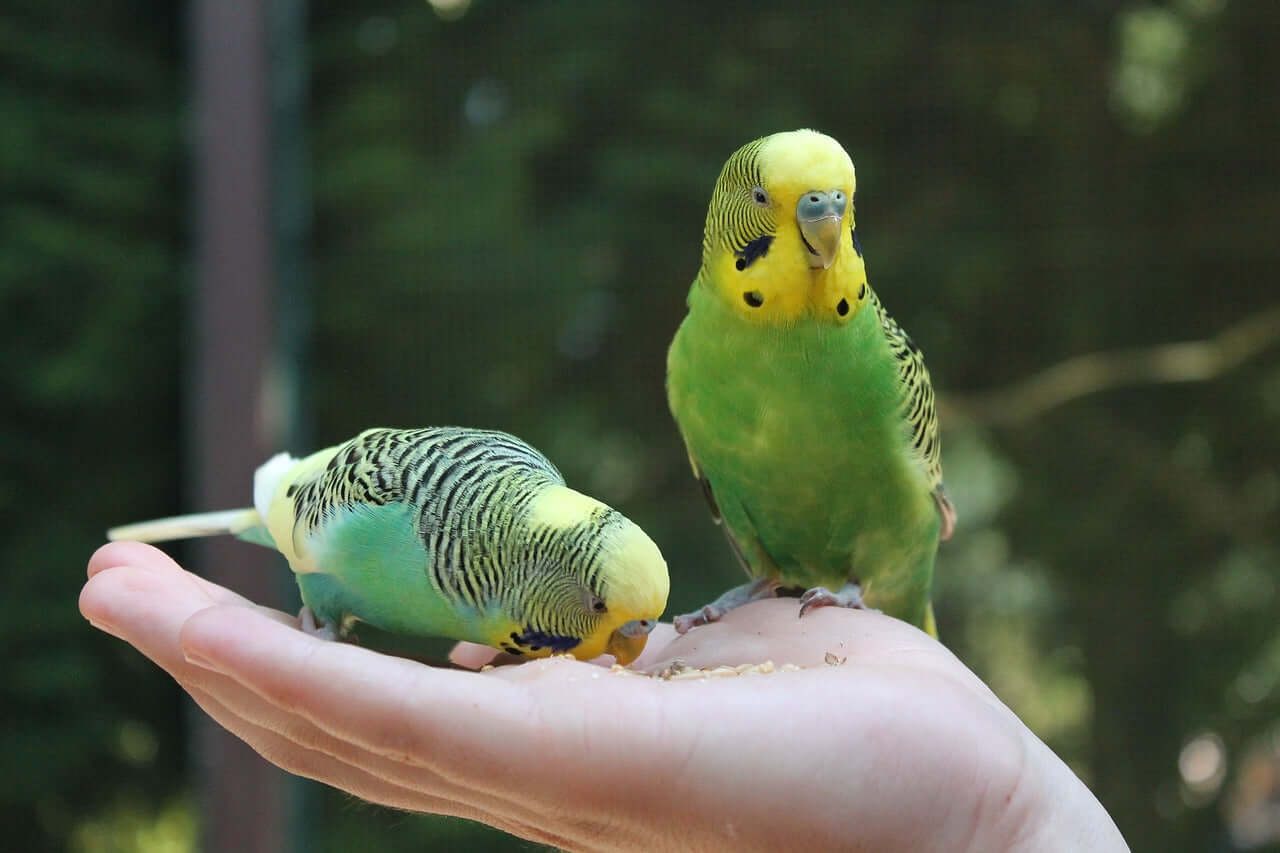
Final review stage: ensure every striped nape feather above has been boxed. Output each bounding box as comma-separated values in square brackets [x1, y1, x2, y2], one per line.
[701, 135, 776, 269]
[498, 497, 625, 649]
[866, 285, 943, 490]
[283, 427, 558, 534]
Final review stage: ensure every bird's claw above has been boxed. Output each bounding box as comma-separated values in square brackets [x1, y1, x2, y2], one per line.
[673, 605, 725, 634]
[299, 606, 340, 641]
[673, 578, 781, 634]
[797, 583, 881, 618]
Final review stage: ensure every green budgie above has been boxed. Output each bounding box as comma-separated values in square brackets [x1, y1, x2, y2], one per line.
[108, 427, 669, 664]
[667, 130, 955, 637]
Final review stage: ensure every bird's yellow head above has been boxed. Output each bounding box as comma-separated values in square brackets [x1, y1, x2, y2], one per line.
[699, 129, 870, 326]
[587, 515, 670, 664]
[502, 486, 669, 665]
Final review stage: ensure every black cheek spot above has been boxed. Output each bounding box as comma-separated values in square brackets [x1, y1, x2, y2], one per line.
[744, 291, 764, 308]
[735, 235, 774, 271]
[836, 298, 850, 316]
[858, 283, 866, 300]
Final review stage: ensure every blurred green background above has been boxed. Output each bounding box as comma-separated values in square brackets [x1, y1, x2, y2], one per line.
[4, 0, 1279, 850]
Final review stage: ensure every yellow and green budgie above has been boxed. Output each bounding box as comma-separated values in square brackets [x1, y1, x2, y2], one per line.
[109, 427, 669, 664]
[667, 130, 955, 636]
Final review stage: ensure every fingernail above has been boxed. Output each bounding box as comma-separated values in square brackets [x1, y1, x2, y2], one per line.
[87, 619, 118, 635]
[182, 647, 221, 672]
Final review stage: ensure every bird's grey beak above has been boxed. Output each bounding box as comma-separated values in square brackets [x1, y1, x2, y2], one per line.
[606, 619, 656, 666]
[797, 189, 848, 270]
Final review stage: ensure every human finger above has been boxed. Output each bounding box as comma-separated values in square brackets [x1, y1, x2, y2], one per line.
[79, 572, 571, 843]
[177, 662, 594, 847]
[86, 541, 275, 612]
[79, 562, 295, 662]
[180, 606, 548, 777]
[447, 641, 500, 669]
[179, 606, 676, 810]
[177, 681, 559, 843]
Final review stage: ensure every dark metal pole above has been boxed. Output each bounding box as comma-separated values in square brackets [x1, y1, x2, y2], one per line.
[270, 0, 314, 849]
[190, 1, 292, 850]
[271, 0, 311, 459]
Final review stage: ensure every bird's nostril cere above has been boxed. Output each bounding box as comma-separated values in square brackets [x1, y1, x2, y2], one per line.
[799, 191, 845, 223]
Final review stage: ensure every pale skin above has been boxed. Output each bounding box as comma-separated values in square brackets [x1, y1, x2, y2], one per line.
[80, 542, 1129, 852]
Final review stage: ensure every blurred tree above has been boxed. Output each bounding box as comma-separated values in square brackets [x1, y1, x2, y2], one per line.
[0, 1, 187, 849]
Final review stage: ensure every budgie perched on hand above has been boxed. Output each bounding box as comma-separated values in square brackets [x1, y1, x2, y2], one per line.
[109, 427, 669, 664]
[667, 130, 955, 637]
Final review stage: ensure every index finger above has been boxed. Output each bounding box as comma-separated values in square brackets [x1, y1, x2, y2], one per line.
[87, 541, 264, 611]
[177, 605, 666, 799]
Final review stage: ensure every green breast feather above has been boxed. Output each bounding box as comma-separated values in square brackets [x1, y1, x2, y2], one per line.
[667, 129, 954, 636]
[669, 284, 942, 625]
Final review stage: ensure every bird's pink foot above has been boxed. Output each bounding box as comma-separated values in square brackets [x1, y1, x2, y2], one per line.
[673, 577, 781, 634]
[797, 581, 880, 618]
[673, 605, 726, 634]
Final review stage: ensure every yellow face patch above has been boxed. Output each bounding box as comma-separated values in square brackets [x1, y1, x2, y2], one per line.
[702, 130, 872, 327]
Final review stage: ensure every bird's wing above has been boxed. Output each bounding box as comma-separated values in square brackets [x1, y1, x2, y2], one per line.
[868, 289, 955, 540]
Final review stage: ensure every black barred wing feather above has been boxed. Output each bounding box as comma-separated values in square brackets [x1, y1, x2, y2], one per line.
[287, 428, 563, 538]
[867, 288, 955, 539]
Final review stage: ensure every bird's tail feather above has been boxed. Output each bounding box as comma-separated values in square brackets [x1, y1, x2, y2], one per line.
[107, 451, 301, 546]
[107, 508, 263, 544]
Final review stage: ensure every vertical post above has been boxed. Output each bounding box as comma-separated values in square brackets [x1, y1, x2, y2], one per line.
[271, 0, 311, 456]
[270, 0, 313, 849]
[190, 1, 291, 851]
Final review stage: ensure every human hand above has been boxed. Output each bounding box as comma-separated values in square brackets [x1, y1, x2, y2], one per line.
[80, 542, 1128, 852]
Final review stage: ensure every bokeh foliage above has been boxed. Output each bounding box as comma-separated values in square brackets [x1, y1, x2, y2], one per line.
[1, 1, 187, 848]
[2, 0, 1278, 850]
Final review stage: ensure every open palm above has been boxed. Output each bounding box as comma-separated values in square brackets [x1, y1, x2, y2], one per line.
[79, 542, 1126, 852]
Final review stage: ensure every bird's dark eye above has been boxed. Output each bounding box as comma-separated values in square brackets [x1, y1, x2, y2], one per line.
[585, 591, 608, 614]
[751, 186, 769, 207]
